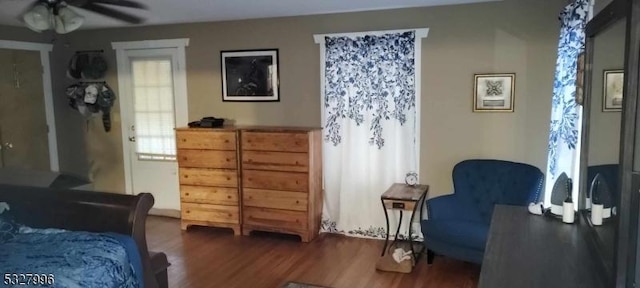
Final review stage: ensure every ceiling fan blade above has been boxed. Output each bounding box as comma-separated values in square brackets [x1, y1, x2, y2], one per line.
[81, 3, 145, 24]
[88, 0, 147, 10]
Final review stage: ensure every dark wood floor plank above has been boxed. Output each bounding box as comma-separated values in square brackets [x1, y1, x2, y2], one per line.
[146, 216, 480, 288]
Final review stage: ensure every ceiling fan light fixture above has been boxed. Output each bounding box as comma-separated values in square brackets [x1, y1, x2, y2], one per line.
[23, 3, 52, 32]
[54, 6, 84, 34]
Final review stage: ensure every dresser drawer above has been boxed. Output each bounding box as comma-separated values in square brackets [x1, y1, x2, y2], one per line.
[242, 132, 308, 152]
[242, 151, 308, 172]
[181, 185, 238, 206]
[243, 207, 307, 230]
[179, 168, 237, 187]
[176, 130, 236, 150]
[243, 188, 307, 211]
[243, 170, 308, 192]
[181, 203, 239, 224]
[178, 149, 237, 169]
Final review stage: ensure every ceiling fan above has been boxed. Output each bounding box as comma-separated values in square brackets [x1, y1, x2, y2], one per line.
[21, 0, 147, 34]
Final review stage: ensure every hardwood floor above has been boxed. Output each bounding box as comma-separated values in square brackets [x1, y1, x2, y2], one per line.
[146, 216, 480, 288]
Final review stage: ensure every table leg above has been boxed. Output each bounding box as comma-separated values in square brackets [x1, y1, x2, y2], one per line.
[409, 191, 428, 264]
[381, 198, 390, 256]
[387, 211, 403, 255]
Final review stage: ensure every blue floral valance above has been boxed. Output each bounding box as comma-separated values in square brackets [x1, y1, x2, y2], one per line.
[323, 31, 416, 149]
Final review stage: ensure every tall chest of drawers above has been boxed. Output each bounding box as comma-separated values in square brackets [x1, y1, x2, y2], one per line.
[240, 128, 323, 242]
[176, 126, 323, 242]
[176, 128, 241, 235]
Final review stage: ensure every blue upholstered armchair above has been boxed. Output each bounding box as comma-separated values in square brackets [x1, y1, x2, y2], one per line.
[420, 159, 544, 264]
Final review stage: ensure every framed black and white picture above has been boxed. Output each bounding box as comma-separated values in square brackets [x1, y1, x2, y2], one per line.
[221, 49, 279, 102]
[603, 69, 624, 112]
[473, 73, 516, 112]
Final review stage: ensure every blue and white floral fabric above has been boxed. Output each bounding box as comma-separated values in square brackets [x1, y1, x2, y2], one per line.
[545, 0, 592, 205]
[319, 31, 420, 239]
[323, 31, 416, 149]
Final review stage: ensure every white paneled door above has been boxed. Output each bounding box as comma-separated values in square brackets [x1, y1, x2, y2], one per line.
[115, 44, 188, 211]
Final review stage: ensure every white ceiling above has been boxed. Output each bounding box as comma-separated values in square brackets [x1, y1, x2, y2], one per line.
[0, 0, 498, 29]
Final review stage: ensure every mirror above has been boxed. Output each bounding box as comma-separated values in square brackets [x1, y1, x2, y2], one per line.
[583, 17, 626, 274]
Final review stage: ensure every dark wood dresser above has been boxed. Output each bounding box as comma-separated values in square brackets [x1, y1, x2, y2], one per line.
[479, 205, 608, 288]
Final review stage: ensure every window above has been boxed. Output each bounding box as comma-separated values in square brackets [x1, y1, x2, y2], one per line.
[131, 58, 176, 161]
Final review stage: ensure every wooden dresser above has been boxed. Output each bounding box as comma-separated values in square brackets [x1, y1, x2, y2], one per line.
[175, 126, 323, 242]
[176, 127, 241, 235]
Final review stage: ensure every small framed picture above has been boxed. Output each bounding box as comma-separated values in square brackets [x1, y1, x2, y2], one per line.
[603, 69, 624, 112]
[221, 49, 279, 102]
[473, 73, 515, 112]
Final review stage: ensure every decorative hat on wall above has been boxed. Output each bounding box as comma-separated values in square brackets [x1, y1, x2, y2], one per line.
[67, 51, 107, 80]
[66, 82, 116, 132]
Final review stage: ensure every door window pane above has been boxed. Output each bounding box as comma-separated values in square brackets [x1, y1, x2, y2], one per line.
[131, 58, 176, 161]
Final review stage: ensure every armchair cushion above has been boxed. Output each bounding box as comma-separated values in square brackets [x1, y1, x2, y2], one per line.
[427, 194, 482, 222]
[421, 219, 488, 251]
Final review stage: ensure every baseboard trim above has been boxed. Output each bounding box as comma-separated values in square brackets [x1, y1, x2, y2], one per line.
[149, 208, 180, 218]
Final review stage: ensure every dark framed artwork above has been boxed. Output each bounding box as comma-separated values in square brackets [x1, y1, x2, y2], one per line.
[473, 73, 516, 112]
[221, 49, 279, 102]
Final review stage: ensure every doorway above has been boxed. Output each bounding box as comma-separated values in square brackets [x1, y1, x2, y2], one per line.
[113, 39, 189, 212]
[0, 41, 58, 172]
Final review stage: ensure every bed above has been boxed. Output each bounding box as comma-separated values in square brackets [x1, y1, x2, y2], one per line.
[0, 184, 169, 288]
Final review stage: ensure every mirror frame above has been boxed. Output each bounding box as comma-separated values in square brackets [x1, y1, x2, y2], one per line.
[579, 0, 640, 287]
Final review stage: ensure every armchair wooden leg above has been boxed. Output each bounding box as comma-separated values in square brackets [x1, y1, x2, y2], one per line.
[427, 249, 435, 265]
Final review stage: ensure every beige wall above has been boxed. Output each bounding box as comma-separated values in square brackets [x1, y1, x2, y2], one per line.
[50, 0, 563, 196]
[588, 18, 625, 166]
[0, 25, 52, 43]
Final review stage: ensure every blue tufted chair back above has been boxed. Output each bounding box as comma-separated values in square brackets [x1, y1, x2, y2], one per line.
[452, 159, 544, 224]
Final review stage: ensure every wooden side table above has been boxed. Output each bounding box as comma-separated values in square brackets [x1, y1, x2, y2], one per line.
[380, 183, 429, 263]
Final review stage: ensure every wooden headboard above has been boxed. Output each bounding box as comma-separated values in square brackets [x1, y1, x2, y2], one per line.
[0, 184, 159, 288]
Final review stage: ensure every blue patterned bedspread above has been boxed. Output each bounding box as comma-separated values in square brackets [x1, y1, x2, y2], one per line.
[0, 229, 142, 288]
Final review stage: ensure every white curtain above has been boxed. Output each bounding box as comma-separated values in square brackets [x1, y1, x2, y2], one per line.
[315, 30, 426, 239]
[544, 0, 594, 207]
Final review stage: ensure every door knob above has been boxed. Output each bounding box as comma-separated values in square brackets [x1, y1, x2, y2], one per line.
[3, 143, 13, 149]
[129, 136, 136, 142]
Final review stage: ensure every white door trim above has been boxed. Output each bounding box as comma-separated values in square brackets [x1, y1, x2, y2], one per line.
[0, 40, 59, 172]
[112, 38, 189, 195]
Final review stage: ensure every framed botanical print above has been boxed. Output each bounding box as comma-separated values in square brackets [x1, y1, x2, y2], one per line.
[603, 69, 624, 112]
[473, 73, 516, 112]
[221, 49, 279, 102]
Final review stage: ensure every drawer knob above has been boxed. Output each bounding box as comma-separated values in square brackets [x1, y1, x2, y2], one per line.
[295, 181, 299, 184]
[226, 158, 230, 162]
[183, 157, 188, 160]
[295, 161, 299, 165]
[184, 175, 189, 178]
[225, 140, 230, 143]
[227, 196, 232, 199]
[228, 213, 232, 217]
[295, 200, 300, 204]
[186, 210, 190, 213]
[227, 177, 231, 180]
[182, 139, 186, 142]
[185, 193, 190, 196]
